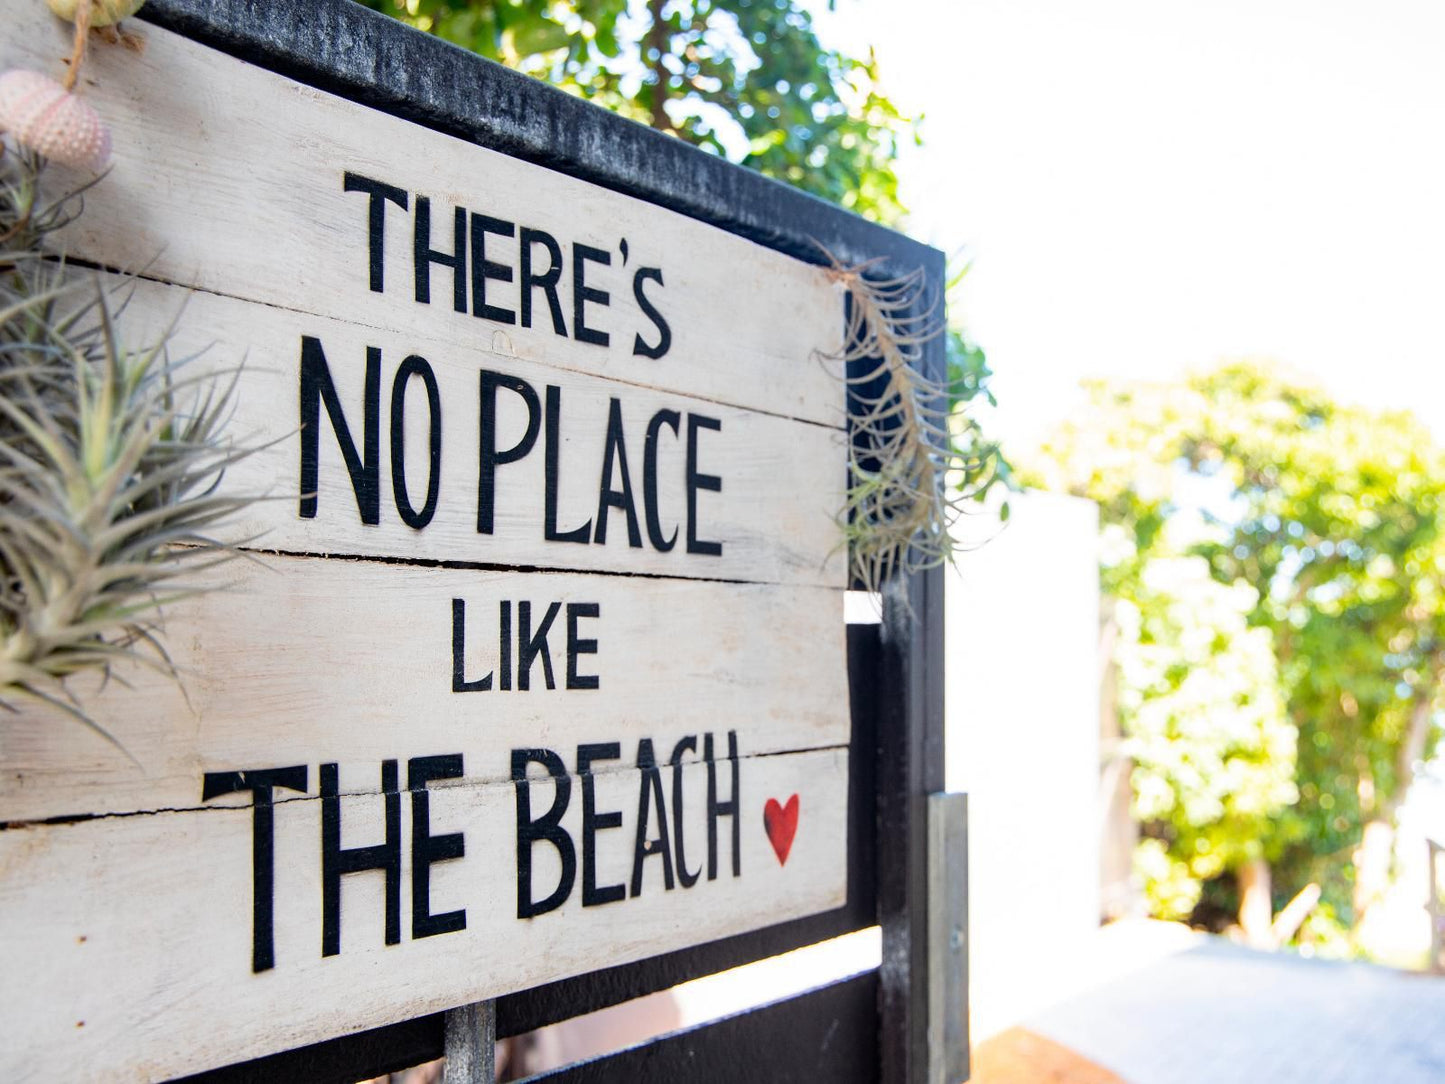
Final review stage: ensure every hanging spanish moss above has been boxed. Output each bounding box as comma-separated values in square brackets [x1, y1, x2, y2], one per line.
[823, 252, 1001, 596]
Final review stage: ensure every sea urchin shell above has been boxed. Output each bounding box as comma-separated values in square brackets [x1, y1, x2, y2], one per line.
[0, 70, 111, 172]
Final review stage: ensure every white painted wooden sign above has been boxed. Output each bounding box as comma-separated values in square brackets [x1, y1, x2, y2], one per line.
[0, 5, 851, 1081]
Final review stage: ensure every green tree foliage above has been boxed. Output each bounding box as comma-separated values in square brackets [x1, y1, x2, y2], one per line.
[945, 260, 1012, 512]
[1119, 558, 1295, 919]
[1026, 360, 1445, 936]
[355, 0, 913, 223]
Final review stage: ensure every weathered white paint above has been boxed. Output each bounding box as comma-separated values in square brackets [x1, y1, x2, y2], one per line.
[102, 277, 846, 587]
[0, 745, 846, 1082]
[0, 4, 853, 1075]
[0, 7, 846, 429]
[0, 555, 846, 822]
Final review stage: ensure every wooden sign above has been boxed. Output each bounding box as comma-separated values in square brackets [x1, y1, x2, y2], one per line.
[0, 6, 850, 1080]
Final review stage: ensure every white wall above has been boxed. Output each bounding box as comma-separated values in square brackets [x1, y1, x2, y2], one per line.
[946, 490, 1101, 1037]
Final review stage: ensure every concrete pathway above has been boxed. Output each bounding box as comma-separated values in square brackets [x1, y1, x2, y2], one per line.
[1027, 937, 1445, 1083]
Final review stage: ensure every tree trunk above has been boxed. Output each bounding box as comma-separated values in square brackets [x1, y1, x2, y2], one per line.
[1353, 819, 1394, 933]
[646, 0, 671, 132]
[1097, 600, 1138, 921]
[1270, 883, 1321, 946]
[1238, 857, 1274, 948]
[1352, 694, 1432, 935]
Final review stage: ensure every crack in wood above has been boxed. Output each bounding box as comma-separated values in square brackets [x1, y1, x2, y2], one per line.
[0, 743, 851, 830]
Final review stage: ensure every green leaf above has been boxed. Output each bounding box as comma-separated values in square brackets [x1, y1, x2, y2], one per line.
[510, 16, 572, 56]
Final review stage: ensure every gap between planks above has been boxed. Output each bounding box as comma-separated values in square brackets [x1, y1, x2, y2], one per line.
[1, 742, 852, 830]
[213, 544, 853, 591]
[47, 254, 849, 436]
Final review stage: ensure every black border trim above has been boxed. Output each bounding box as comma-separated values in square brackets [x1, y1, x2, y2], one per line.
[139, 0, 940, 274]
[116, 3, 951, 1078]
[528, 971, 879, 1083]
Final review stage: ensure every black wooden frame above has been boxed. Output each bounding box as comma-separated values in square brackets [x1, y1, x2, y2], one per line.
[141, 3, 950, 1080]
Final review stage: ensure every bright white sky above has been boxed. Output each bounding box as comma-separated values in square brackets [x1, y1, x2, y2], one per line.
[816, 2, 1445, 848]
[816, 0, 1445, 450]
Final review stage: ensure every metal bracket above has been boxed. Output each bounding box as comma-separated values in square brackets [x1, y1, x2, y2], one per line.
[928, 792, 970, 1084]
[443, 1001, 495, 1084]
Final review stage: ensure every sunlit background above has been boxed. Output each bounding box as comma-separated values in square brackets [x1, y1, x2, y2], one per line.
[820, 0, 1445, 446]
[827, 0, 1445, 1064]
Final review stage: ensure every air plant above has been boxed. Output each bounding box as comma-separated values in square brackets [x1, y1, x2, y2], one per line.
[823, 253, 1004, 595]
[0, 141, 254, 743]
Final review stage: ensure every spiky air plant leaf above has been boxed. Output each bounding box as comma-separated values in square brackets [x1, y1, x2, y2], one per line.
[0, 144, 254, 745]
[822, 252, 1002, 595]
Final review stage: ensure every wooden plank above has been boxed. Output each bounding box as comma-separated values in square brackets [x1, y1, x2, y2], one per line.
[137, 0, 931, 276]
[93, 277, 845, 587]
[526, 972, 880, 1084]
[0, 5, 866, 1079]
[1, 4, 845, 429]
[0, 746, 847, 1081]
[172, 625, 879, 1084]
[494, 622, 880, 1039]
[0, 555, 845, 823]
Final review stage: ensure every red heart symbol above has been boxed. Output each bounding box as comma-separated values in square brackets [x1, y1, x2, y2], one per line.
[763, 794, 800, 866]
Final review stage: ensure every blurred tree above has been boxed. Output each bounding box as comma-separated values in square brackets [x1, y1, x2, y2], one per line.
[1026, 360, 1445, 946]
[355, 0, 914, 223]
[1120, 557, 1296, 927]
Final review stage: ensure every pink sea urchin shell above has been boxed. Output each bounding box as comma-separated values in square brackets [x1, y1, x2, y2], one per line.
[0, 70, 111, 172]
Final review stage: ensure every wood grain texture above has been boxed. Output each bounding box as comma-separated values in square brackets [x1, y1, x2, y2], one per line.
[98, 277, 846, 586]
[138, 627, 883, 1083]
[0, 5, 858, 1076]
[0, 4, 845, 429]
[490, 622, 883, 1041]
[0, 746, 847, 1082]
[0, 555, 845, 823]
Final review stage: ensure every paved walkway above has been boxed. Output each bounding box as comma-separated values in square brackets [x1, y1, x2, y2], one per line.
[1026, 937, 1445, 1083]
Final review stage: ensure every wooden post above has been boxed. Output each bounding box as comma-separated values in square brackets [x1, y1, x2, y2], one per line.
[876, 251, 950, 1083]
[444, 1001, 495, 1084]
